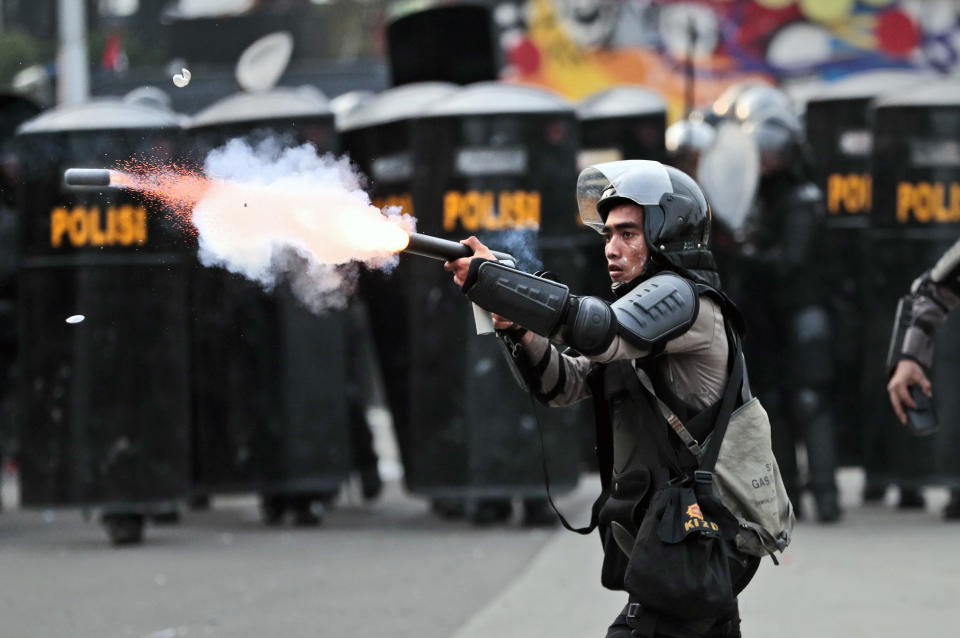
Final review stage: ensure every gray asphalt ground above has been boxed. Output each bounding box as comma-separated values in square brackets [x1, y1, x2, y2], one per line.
[1, 467, 958, 638]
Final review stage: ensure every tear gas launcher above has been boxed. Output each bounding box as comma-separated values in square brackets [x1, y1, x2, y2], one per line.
[64, 167, 514, 262]
[63, 167, 514, 333]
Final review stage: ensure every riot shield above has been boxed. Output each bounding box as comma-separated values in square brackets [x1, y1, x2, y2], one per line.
[15, 101, 190, 543]
[803, 73, 929, 467]
[405, 83, 582, 522]
[864, 81, 960, 490]
[187, 88, 351, 522]
[697, 120, 759, 234]
[337, 82, 458, 500]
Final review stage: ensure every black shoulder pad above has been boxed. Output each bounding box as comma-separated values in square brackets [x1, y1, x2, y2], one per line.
[467, 261, 571, 337]
[610, 273, 699, 349]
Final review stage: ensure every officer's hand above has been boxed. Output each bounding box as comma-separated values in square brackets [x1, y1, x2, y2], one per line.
[887, 359, 933, 424]
[443, 236, 496, 287]
[492, 313, 514, 331]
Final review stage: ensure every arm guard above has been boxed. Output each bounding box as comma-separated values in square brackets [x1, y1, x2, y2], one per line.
[465, 262, 699, 356]
[887, 255, 960, 372]
[464, 261, 615, 356]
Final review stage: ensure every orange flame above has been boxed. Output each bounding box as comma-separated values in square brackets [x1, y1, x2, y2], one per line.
[112, 155, 413, 258]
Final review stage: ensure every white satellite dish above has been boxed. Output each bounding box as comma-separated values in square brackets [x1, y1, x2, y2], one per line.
[236, 31, 294, 94]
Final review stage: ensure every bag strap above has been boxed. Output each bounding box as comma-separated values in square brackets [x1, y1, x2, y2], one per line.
[530, 364, 610, 536]
[700, 331, 744, 472]
[637, 324, 745, 472]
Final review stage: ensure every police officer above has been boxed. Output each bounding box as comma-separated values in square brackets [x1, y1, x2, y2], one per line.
[723, 85, 841, 523]
[887, 238, 960, 519]
[446, 160, 759, 638]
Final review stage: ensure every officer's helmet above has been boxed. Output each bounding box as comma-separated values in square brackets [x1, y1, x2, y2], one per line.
[665, 113, 716, 177]
[734, 85, 803, 175]
[711, 80, 767, 121]
[577, 160, 711, 270]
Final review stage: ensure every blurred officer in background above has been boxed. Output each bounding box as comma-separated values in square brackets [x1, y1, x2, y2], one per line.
[887, 238, 960, 519]
[720, 85, 841, 523]
[665, 113, 716, 179]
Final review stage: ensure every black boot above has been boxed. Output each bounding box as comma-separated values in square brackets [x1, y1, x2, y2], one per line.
[943, 489, 960, 520]
[813, 488, 841, 523]
[521, 498, 558, 527]
[898, 487, 925, 509]
[359, 463, 383, 501]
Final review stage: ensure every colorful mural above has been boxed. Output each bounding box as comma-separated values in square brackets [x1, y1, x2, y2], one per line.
[496, 0, 959, 117]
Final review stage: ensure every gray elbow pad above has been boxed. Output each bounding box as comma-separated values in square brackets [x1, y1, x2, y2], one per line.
[610, 273, 699, 349]
[562, 296, 616, 356]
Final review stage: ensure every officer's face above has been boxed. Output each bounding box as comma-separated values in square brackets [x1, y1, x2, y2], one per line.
[602, 204, 648, 284]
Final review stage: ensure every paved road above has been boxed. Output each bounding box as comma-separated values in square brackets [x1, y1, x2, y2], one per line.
[1, 469, 957, 638]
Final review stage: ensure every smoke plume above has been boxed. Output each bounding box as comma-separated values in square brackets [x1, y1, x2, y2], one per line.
[191, 138, 414, 312]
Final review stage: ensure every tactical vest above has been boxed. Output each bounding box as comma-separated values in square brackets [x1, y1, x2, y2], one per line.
[588, 285, 736, 591]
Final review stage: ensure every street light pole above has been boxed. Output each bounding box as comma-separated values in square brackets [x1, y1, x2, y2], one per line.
[57, 0, 90, 105]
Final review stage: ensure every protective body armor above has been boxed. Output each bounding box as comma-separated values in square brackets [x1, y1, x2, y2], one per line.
[586, 283, 757, 604]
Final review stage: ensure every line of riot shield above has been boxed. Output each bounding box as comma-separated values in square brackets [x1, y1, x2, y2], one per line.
[863, 80, 960, 494]
[15, 99, 190, 544]
[337, 82, 459, 514]
[187, 86, 352, 526]
[804, 71, 931, 468]
[405, 82, 581, 525]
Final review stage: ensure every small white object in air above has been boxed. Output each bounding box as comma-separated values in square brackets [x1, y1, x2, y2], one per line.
[65, 314, 85, 324]
[172, 68, 191, 88]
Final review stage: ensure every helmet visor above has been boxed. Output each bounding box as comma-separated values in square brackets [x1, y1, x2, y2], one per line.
[576, 160, 673, 231]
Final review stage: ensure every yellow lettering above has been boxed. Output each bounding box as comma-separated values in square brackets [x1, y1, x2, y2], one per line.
[827, 174, 843, 214]
[952, 184, 960, 221]
[915, 182, 933, 223]
[50, 207, 69, 247]
[88, 207, 107, 246]
[132, 206, 147, 245]
[442, 190, 542, 232]
[525, 191, 541, 229]
[897, 182, 913, 223]
[443, 192, 460, 232]
[117, 206, 133, 244]
[69, 207, 88, 246]
[934, 183, 950, 222]
[498, 191, 514, 230]
[684, 520, 695, 532]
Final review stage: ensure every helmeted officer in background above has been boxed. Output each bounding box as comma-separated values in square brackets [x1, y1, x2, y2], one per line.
[446, 160, 759, 638]
[887, 238, 960, 519]
[718, 85, 841, 522]
[665, 113, 716, 180]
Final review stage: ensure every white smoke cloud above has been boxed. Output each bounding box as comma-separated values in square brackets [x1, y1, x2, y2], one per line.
[193, 138, 415, 313]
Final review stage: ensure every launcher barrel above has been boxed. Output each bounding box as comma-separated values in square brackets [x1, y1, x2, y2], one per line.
[403, 232, 514, 263]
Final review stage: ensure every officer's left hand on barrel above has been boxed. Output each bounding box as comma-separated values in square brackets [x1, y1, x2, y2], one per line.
[887, 358, 933, 424]
[444, 237, 518, 332]
[444, 236, 496, 287]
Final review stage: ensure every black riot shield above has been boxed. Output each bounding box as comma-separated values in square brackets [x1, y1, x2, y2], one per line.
[864, 81, 960, 490]
[405, 83, 582, 517]
[0, 95, 42, 472]
[576, 86, 667, 299]
[15, 101, 190, 539]
[187, 88, 351, 520]
[337, 82, 458, 496]
[805, 71, 931, 467]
